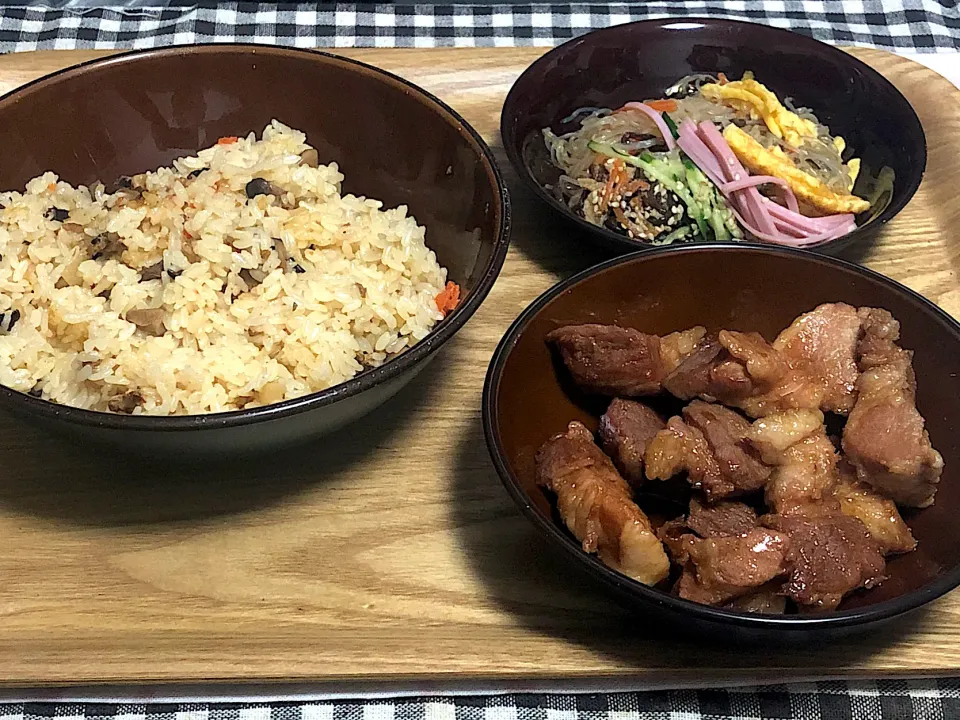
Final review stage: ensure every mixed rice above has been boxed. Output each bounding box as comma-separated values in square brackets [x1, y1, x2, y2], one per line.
[0, 121, 453, 415]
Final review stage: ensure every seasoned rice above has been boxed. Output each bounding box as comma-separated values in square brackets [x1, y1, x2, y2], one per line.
[0, 121, 449, 415]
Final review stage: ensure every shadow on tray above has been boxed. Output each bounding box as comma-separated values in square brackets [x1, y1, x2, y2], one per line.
[493, 149, 612, 278]
[449, 413, 930, 665]
[0, 354, 446, 528]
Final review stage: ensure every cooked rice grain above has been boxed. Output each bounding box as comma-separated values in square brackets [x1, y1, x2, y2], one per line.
[0, 121, 448, 415]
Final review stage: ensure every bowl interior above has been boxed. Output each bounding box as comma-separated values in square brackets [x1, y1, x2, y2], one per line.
[502, 19, 925, 252]
[0, 45, 502, 299]
[490, 246, 960, 615]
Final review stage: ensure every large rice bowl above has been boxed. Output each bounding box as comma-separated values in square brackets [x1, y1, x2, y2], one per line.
[0, 121, 450, 415]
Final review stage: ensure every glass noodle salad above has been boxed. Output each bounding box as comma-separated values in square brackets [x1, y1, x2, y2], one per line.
[543, 72, 890, 246]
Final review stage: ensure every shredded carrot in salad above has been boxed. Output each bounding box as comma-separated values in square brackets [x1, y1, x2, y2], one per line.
[435, 281, 461, 317]
[644, 99, 678, 113]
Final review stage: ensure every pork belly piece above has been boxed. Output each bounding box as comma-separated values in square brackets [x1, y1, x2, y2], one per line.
[659, 326, 708, 373]
[772, 302, 862, 415]
[535, 421, 670, 585]
[842, 308, 943, 508]
[659, 498, 785, 609]
[744, 408, 825, 465]
[546, 324, 664, 396]
[644, 400, 771, 501]
[764, 513, 886, 610]
[644, 417, 725, 495]
[831, 465, 916, 555]
[598, 398, 665, 486]
[686, 497, 759, 538]
[683, 400, 771, 495]
[658, 498, 759, 558]
[661, 331, 787, 406]
[546, 324, 707, 397]
[674, 528, 791, 606]
[744, 409, 838, 515]
[736, 304, 866, 418]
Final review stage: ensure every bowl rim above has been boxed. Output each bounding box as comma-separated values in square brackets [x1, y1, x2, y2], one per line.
[482, 242, 960, 629]
[499, 17, 927, 255]
[0, 42, 512, 431]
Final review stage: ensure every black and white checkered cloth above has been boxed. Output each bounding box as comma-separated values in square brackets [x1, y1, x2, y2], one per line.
[0, 1, 957, 718]
[0, 1, 957, 52]
[3, 681, 960, 720]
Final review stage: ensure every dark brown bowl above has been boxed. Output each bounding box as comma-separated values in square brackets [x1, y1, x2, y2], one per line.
[483, 245, 960, 639]
[0, 44, 510, 456]
[501, 18, 925, 257]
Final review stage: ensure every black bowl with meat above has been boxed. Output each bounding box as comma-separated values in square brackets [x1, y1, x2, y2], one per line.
[482, 244, 960, 639]
[501, 18, 925, 256]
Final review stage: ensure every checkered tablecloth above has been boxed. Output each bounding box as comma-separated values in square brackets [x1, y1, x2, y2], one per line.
[0, 1, 959, 718]
[4, 682, 960, 720]
[0, 1, 957, 52]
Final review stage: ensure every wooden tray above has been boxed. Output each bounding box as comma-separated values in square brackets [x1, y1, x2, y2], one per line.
[0, 47, 958, 690]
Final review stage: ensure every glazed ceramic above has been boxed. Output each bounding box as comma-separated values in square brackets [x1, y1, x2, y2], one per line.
[501, 18, 925, 256]
[483, 245, 960, 638]
[0, 44, 510, 455]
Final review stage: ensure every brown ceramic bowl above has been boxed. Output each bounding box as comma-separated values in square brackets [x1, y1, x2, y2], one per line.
[483, 245, 960, 639]
[501, 18, 925, 256]
[0, 44, 510, 456]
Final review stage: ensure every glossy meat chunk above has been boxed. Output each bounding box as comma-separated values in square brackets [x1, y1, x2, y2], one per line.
[674, 528, 791, 606]
[831, 468, 916, 555]
[765, 513, 886, 610]
[682, 400, 771, 496]
[547, 324, 666, 396]
[772, 302, 862, 414]
[842, 308, 943, 507]
[645, 401, 771, 501]
[744, 408, 824, 464]
[598, 398, 665, 486]
[645, 417, 729, 500]
[762, 428, 840, 515]
[657, 498, 758, 558]
[662, 331, 786, 406]
[686, 497, 759, 538]
[659, 326, 708, 374]
[535, 421, 670, 585]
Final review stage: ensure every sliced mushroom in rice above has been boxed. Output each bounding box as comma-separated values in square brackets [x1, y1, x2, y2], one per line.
[0, 309, 21, 333]
[126, 308, 166, 337]
[298, 148, 319, 168]
[239, 268, 267, 288]
[140, 261, 164, 281]
[272, 237, 290, 264]
[245, 177, 284, 199]
[105, 175, 144, 200]
[88, 232, 127, 261]
[108, 390, 144, 414]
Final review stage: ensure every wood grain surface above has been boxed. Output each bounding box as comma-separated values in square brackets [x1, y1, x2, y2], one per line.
[0, 47, 957, 689]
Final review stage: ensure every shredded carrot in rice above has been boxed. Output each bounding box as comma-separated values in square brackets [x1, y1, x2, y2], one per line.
[217, 136, 239, 145]
[47, 183, 56, 192]
[435, 281, 461, 317]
